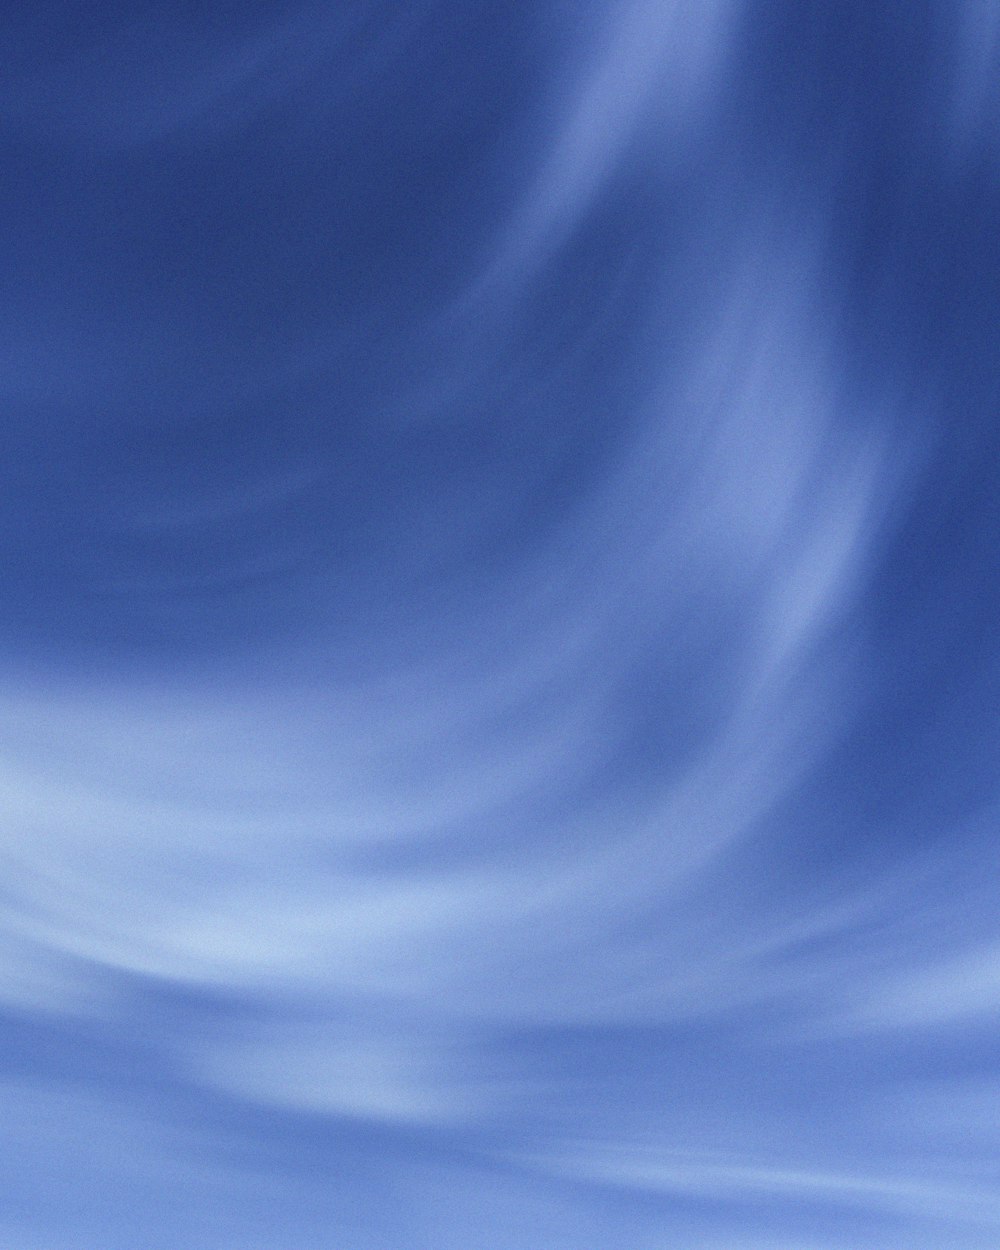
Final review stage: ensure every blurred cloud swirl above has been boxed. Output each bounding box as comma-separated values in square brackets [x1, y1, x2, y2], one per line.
[2, 2, 1000, 1246]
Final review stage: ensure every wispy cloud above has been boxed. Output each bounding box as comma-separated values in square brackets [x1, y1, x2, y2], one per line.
[1, 2, 997, 1246]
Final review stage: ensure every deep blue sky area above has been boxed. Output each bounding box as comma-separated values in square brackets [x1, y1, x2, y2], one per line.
[2, 3, 1000, 1247]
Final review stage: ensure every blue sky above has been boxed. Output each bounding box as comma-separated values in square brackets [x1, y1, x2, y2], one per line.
[3, 2, 1000, 1246]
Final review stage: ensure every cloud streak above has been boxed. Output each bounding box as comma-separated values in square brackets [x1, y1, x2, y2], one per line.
[1, 2, 998, 1247]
